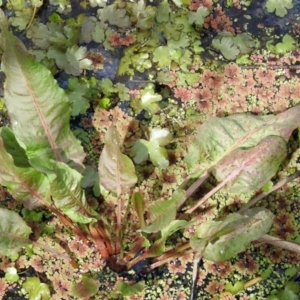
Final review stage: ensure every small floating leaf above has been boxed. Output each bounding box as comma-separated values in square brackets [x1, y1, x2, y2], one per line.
[72, 275, 100, 298]
[117, 280, 145, 297]
[265, 0, 293, 17]
[22, 277, 50, 300]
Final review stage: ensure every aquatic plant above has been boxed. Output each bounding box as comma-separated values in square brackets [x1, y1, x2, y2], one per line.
[0, 7, 299, 299]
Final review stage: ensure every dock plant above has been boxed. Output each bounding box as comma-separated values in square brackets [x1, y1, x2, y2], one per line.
[0, 3, 299, 300]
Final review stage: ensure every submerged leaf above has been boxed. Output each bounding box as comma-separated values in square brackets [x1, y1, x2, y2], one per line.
[99, 126, 137, 196]
[0, 11, 85, 166]
[0, 208, 32, 256]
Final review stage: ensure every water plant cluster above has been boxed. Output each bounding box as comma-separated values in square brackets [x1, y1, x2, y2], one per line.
[0, 1, 299, 299]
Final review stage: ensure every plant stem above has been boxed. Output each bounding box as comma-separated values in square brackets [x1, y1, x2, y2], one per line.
[149, 243, 192, 270]
[190, 253, 202, 300]
[115, 197, 122, 257]
[119, 195, 132, 260]
[88, 223, 111, 259]
[55, 211, 92, 247]
[238, 170, 300, 213]
[257, 234, 300, 253]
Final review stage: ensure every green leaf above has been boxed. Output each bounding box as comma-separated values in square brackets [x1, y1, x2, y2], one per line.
[212, 34, 240, 60]
[171, 0, 190, 7]
[141, 199, 177, 233]
[1, 127, 30, 168]
[66, 77, 90, 116]
[274, 34, 297, 54]
[130, 83, 162, 115]
[265, 0, 293, 17]
[29, 158, 98, 223]
[91, 22, 105, 43]
[131, 139, 149, 164]
[188, 7, 210, 26]
[234, 32, 255, 54]
[185, 106, 300, 178]
[141, 190, 185, 233]
[198, 208, 274, 261]
[0, 12, 86, 166]
[146, 219, 191, 257]
[5, 267, 19, 284]
[72, 275, 100, 298]
[130, 0, 157, 29]
[224, 281, 245, 294]
[0, 208, 32, 256]
[27, 18, 81, 50]
[0, 129, 51, 209]
[80, 17, 96, 43]
[131, 192, 145, 228]
[152, 46, 172, 69]
[99, 126, 137, 196]
[81, 165, 98, 189]
[150, 127, 173, 146]
[98, 78, 115, 95]
[131, 128, 172, 169]
[117, 280, 145, 297]
[62, 45, 93, 76]
[189, 237, 207, 254]
[284, 282, 300, 294]
[115, 83, 130, 101]
[156, 0, 171, 23]
[148, 142, 169, 169]
[22, 277, 50, 300]
[212, 136, 287, 193]
[98, 5, 131, 28]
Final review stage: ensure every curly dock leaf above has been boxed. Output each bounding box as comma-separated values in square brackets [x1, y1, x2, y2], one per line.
[0, 10, 85, 166]
[99, 126, 137, 196]
[192, 208, 274, 262]
[0, 208, 32, 256]
[29, 158, 98, 224]
[185, 105, 300, 176]
[0, 128, 51, 210]
[212, 135, 287, 193]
